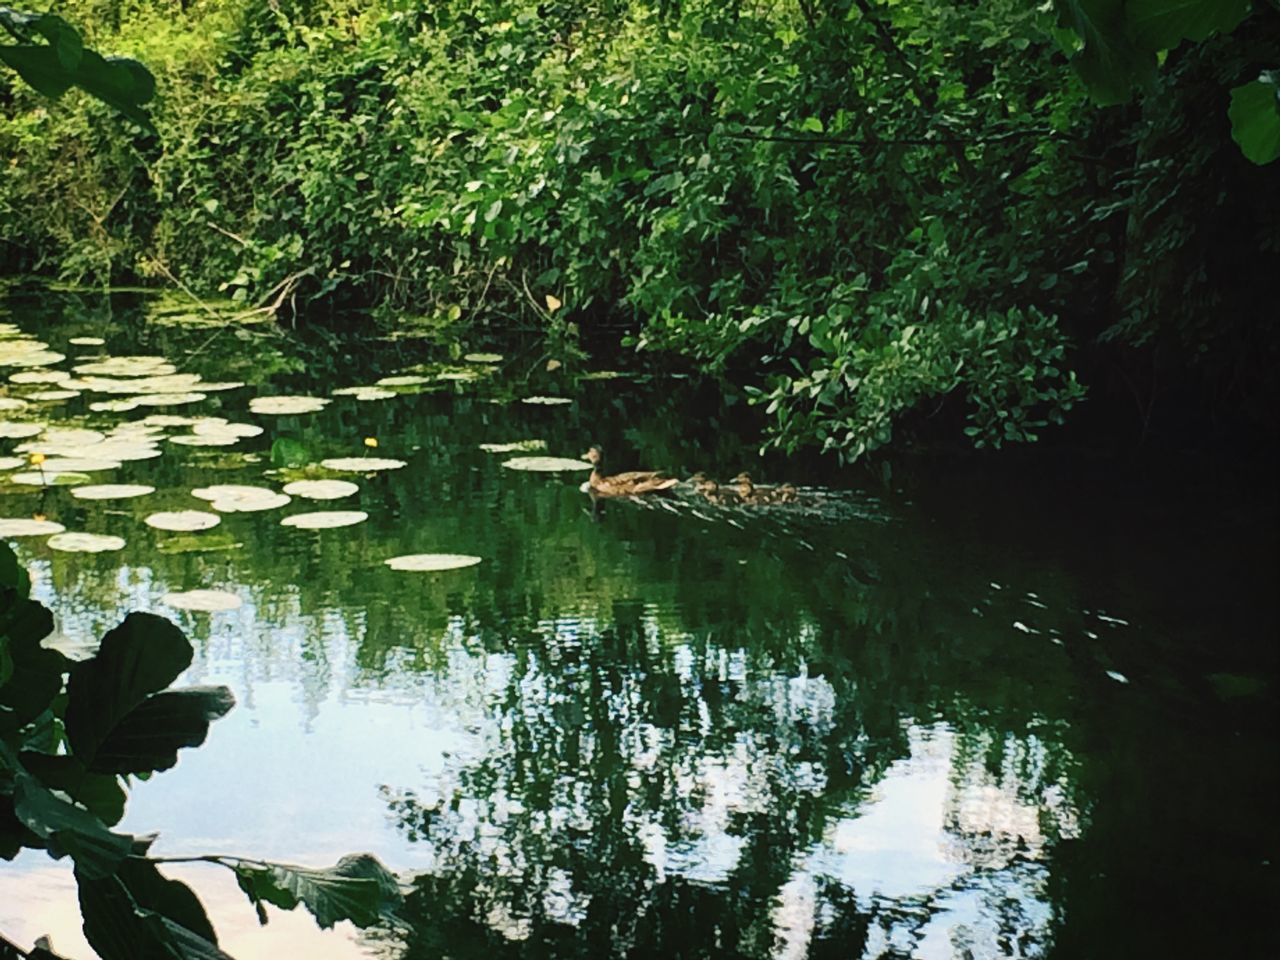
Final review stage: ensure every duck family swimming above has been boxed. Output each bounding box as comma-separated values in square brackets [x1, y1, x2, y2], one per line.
[586, 449, 797, 507]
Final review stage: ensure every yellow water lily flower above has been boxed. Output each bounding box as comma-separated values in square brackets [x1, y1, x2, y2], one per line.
[29, 452, 46, 465]
[364, 437, 379, 449]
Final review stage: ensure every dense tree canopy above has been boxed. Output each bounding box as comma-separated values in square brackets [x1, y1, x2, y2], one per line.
[2, 0, 1276, 460]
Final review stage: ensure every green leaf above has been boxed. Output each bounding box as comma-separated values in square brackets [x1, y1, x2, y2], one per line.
[1126, 0, 1250, 49]
[78, 864, 232, 960]
[13, 773, 135, 878]
[0, 542, 31, 596]
[27, 13, 84, 70]
[0, 598, 65, 727]
[90, 687, 235, 775]
[270, 436, 310, 468]
[1055, 0, 1156, 104]
[19, 753, 128, 826]
[234, 854, 403, 929]
[1229, 76, 1280, 165]
[0, 44, 74, 97]
[65, 613, 234, 774]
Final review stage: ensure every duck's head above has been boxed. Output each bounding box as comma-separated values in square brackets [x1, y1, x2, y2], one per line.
[690, 472, 718, 495]
[730, 472, 753, 493]
[583, 445, 604, 467]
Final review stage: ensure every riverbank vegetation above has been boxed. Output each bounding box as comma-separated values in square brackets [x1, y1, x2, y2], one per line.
[3, 0, 1277, 460]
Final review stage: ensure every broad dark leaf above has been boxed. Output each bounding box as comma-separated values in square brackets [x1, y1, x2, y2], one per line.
[0, 599, 65, 728]
[28, 13, 84, 71]
[1229, 76, 1280, 166]
[89, 686, 235, 775]
[13, 773, 134, 879]
[65, 613, 193, 766]
[78, 866, 233, 960]
[1054, 0, 1155, 105]
[0, 542, 30, 596]
[19, 752, 128, 825]
[1126, 0, 1250, 48]
[234, 854, 403, 929]
[113, 858, 219, 945]
[0, 44, 73, 97]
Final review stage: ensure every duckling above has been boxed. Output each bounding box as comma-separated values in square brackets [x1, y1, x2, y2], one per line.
[687, 472, 724, 503]
[730, 472, 798, 505]
[584, 445, 680, 497]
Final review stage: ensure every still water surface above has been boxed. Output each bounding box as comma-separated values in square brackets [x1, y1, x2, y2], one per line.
[1, 289, 1275, 958]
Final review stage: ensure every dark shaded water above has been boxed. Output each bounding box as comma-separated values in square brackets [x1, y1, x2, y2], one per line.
[1, 288, 1276, 959]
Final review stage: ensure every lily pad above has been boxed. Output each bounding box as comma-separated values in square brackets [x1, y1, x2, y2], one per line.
[249, 395, 331, 415]
[375, 375, 432, 387]
[161, 589, 243, 612]
[332, 386, 398, 401]
[69, 336, 106, 346]
[0, 457, 24, 470]
[10, 471, 92, 487]
[71, 484, 156, 501]
[479, 440, 548, 454]
[501, 456, 592, 472]
[89, 399, 140, 413]
[320, 457, 407, 473]
[145, 510, 222, 532]
[73, 357, 177, 377]
[281, 479, 360, 500]
[0, 422, 42, 439]
[5, 351, 66, 368]
[126, 392, 207, 407]
[168, 433, 239, 447]
[28, 389, 80, 402]
[34, 457, 121, 472]
[521, 396, 573, 406]
[192, 484, 291, 513]
[463, 352, 504, 364]
[22, 427, 104, 447]
[0, 398, 30, 411]
[10, 369, 71, 384]
[195, 420, 263, 439]
[47, 532, 126, 553]
[385, 553, 483, 572]
[281, 510, 368, 529]
[0, 518, 66, 537]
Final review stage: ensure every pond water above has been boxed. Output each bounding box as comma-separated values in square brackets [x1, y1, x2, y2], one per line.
[1, 288, 1276, 959]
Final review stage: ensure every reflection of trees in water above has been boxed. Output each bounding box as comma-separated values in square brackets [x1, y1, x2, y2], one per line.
[377, 608, 1083, 959]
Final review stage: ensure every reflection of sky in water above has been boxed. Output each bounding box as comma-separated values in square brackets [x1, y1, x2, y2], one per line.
[2, 557, 1087, 958]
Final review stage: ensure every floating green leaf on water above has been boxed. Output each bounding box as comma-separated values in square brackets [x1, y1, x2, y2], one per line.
[521, 396, 573, 406]
[0, 518, 66, 536]
[282, 479, 359, 500]
[479, 439, 548, 454]
[161, 589, 242, 612]
[28, 389, 80, 402]
[463, 352, 504, 364]
[33, 457, 121, 472]
[281, 510, 368, 529]
[0, 422, 40, 439]
[501, 455, 592, 472]
[10, 471, 92, 487]
[89, 400, 139, 413]
[168, 433, 239, 447]
[374, 375, 432, 387]
[10, 370, 71, 384]
[0, 456, 25, 470]
[192, 484, 291, 513]
[71, 484, 155, 501]
[156, 532, 242, 555]
[320, 457, 406, 472]
[142, 415, 202, 427]
[73, 357, 177, 377]
[46, 532, 126, 553]
[126, 392, 207, 407]
[384, 553, 483, 572]
[332, 386, 398, 401]
[69, 336, 106, 346]
[145, 510, 222, 532]
[249, 395, 331, 415]
[578, 370, 625, 381]
[0, 397, 29, 411]
[195, 420, 263, 439]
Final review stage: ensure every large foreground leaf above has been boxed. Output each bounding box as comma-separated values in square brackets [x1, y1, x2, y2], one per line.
[13, 773, 134, 878]
[1229, 74, 1280, 165]
[78, 863, 231, 960]
[65, 613, 234, 774]
[234, 854, 403, 929]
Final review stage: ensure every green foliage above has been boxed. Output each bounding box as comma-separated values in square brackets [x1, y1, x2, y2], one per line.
[1, 0, 1275, 460]
[0, 541, 402, 958]
[1229, 72, 1280, 164]
[0, 8, 155, 126]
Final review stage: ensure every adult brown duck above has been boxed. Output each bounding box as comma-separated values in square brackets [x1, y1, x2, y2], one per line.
[584, 445, 680, 497]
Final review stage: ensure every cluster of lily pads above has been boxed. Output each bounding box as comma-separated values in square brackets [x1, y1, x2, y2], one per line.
[0, 323, 581, 609]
